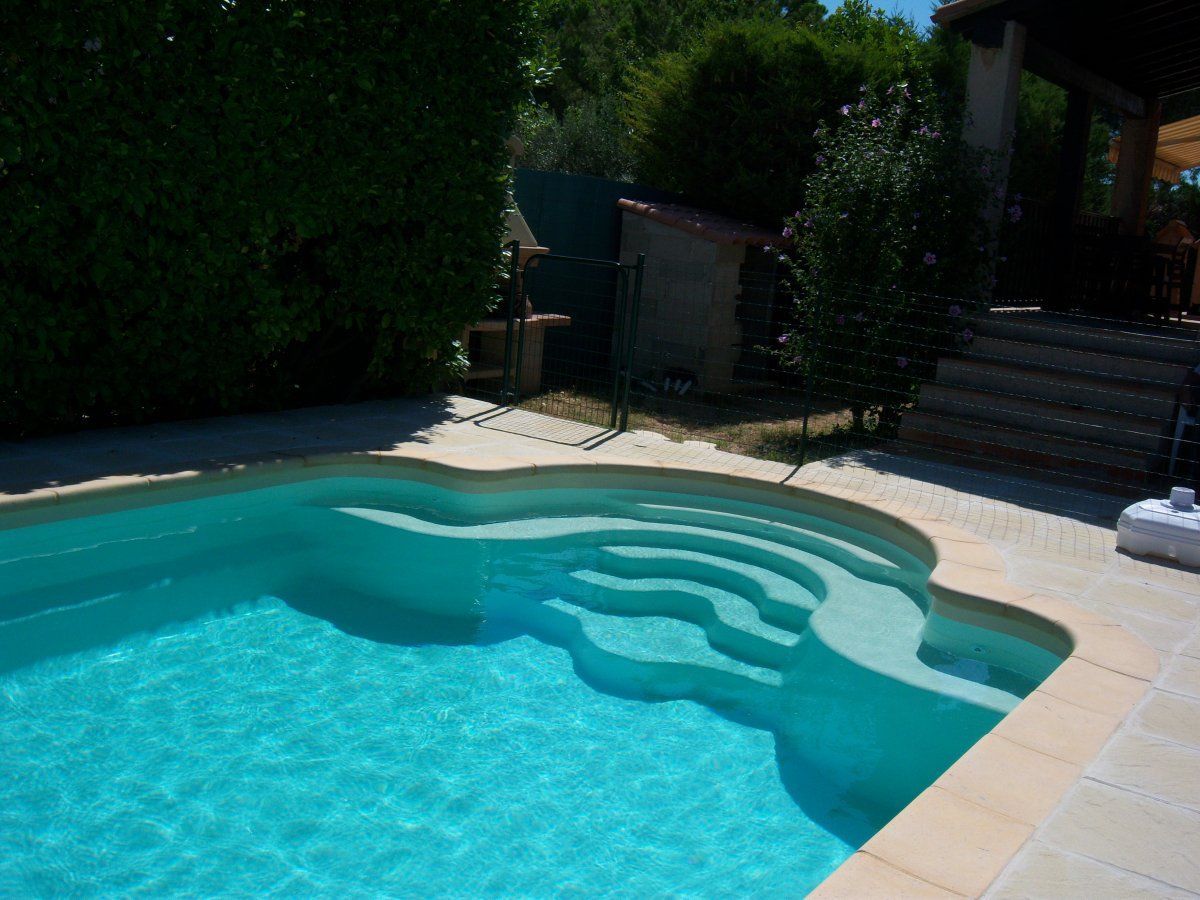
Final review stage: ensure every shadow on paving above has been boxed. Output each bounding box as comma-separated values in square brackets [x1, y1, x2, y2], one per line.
[0, 395, 467, 496]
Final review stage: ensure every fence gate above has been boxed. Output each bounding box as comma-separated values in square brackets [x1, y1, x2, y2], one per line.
[474, 241, 644, 432]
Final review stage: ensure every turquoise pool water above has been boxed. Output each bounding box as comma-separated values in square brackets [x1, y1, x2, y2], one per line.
[0, 476, 1060, 896]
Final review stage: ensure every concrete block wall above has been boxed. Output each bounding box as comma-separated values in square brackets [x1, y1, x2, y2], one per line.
[619, 212, 746, 395]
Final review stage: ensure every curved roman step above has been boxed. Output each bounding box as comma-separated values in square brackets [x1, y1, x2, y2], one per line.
[604, 500, 926, 591]
[482, 590, 784, 724]
[562, 569, 800, 670]
[592, 545, 816, 634]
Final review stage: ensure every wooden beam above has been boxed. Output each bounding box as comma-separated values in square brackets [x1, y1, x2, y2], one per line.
[1023, 38, 1147, 117]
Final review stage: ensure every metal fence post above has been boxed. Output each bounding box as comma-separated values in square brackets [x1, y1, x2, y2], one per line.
[512, 259, 531, 405]
[618, 253, 646, 433]
[500, 240, 520, 405]
[797, 283, 819, 465]
[609, 267, 630, 431]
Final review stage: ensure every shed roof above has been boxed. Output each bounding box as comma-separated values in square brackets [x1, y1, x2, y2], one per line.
[617, 199, 783, 247]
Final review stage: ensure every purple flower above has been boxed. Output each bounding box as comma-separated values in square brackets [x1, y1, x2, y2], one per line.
[84, 37, 101, 52]
[949, 304, 962, 317]
[1007, 204, 1023, 223]
[793, 210, 801, 218]
[815, 154, 825, 164]
[995, 185, 1005, 199]
[923, 252, 937, 265]
[918, 125, 929, 136]
[782, 226, 794, 238]
[961, 328, 974, 343]
[930, 131, 941, 139]
[858, 99, 866, 109]
[804, 219, 814, 228]
[859, 84, 868, 93]
[870, 118, 881, 128]
[896, 356, 909, 369]
[854, 311, 864, 322]
[887, 86, 895, 96]
[777, 333, 790, 344]
[980, 164, 991, 176]
[839, 104, 851, 116]
[836, 314, 846, 325]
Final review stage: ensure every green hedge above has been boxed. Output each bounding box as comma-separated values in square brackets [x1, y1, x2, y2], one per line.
[0, 1, 532, 436]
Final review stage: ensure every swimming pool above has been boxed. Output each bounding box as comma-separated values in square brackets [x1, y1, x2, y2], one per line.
[0, 469, 1063, 896]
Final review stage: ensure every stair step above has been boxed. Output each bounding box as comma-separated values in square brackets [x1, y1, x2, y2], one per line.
[898, 411, 1152, 488]
[937, 357, 1179, 419]
[918, 384, 1168, 451]
[983, 311, 1200, 364]
[970, 335, 1190, 389]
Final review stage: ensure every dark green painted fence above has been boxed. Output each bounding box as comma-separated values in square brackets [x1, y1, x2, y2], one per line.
[512, 170, 682, 385]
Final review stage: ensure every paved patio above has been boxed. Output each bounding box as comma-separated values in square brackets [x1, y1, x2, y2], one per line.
[2, 394, 1198, 897]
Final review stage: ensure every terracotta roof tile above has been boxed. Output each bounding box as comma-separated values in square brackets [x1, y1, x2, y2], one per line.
[617, 199, 787, 247]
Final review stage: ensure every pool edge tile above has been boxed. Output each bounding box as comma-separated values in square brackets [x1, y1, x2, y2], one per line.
[808, 851, 967, 899]
[859, 785, 1034, 898]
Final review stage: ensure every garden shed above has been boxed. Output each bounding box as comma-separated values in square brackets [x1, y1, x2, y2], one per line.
[617, 199, 786, 396]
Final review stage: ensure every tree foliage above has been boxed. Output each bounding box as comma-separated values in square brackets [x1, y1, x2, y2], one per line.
[624, 21, 855, 223]
[534, 0, 814, 109]
[623, 5, 928, 223]
[0, 0, 532, 436]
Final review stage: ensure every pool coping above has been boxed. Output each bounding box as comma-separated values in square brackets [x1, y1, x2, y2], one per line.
[0, 446, 1160, 898]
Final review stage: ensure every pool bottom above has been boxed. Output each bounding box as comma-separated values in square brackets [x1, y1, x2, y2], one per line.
[0, 596, 853, 897]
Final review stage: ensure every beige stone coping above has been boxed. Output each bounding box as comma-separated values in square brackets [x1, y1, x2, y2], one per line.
[0, 447, 1160, 898]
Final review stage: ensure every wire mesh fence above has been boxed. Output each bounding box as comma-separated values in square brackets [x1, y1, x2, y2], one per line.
[461, 236, 1200, 527]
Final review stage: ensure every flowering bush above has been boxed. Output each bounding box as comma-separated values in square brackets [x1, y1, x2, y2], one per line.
[779, 85, 999, 431]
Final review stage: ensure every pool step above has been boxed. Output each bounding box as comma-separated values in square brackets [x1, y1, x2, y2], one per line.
[542, 598, 784, 687]
[592, 545, 817, 635]
[563, 570, 799, 670]
[483, 590, 785, 721]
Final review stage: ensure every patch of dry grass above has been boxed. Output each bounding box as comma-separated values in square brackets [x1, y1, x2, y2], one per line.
[515, 385, 871, 464]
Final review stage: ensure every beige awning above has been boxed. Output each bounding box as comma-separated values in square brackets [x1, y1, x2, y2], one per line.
[1109, 114, 1200, 185]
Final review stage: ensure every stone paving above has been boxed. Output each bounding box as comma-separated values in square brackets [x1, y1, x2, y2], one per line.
[2, 393, 1198, 897]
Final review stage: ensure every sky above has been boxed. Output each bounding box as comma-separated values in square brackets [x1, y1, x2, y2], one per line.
[818, 0, 941, 29]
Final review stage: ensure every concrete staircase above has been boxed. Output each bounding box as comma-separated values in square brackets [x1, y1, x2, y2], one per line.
[899, 311, 1199, 492]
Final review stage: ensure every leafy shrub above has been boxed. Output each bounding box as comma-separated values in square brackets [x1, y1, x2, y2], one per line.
[778, 85, 998, 430]
[0, 1, 532, 436]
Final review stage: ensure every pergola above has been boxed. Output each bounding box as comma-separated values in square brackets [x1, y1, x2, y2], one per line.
[933, 0, 1200, 240]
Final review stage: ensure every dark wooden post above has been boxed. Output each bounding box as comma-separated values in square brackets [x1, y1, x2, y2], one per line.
[1050, 88, 1095, 306]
